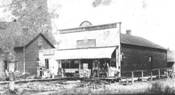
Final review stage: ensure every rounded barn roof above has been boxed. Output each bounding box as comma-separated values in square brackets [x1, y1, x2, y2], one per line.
[121, 34, 166, 50]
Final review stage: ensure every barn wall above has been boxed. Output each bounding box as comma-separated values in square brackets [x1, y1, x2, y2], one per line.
[25, 35, 54, 75]
[121, 44, 167, 73]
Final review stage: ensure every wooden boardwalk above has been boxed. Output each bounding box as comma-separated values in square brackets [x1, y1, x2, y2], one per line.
[0, 67, 172, 85]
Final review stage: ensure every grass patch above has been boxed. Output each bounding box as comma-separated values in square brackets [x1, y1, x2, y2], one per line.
[145, 82, 175, 95]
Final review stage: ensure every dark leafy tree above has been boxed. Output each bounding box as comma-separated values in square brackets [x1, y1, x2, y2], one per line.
[0, 0, 56, 74]
[5, 0, 56, 45]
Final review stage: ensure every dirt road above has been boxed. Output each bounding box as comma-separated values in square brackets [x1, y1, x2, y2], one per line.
[0, 78, 175, 95]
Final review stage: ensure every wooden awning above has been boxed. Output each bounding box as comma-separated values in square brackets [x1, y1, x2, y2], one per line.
[55, 46, 117, 60]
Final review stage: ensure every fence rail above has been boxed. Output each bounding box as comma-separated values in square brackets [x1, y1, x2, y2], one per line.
[120, 67, 172, 83]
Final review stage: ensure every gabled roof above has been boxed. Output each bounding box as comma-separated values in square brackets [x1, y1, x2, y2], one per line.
[121, 34, 166, 50]
[25, 33, 55, 48]
[15, 32, 55, 48]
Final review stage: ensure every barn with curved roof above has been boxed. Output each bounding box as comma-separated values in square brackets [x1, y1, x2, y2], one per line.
[120, 32, 167, 77]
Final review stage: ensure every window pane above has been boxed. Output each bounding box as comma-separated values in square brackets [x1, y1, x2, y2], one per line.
[77, 39, 96, 48]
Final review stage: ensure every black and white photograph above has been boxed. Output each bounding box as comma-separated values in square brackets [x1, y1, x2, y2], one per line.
[0, 0, 175, 95]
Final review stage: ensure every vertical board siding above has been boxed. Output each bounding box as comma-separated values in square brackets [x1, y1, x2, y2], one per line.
[121, 44, 167, 75]
[24, 35, 54, 75]
[14, 47, 24, 73]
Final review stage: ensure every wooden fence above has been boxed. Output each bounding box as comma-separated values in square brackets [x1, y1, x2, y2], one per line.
[121, 67, 172, 83]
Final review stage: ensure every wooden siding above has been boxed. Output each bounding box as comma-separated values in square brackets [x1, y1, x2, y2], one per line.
[23, 35, 54, 75]
[121, 44, 167, 74]
[14, 47, 24, 72]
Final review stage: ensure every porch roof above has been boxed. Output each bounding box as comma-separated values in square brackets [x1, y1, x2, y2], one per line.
[55, 46, 117, 60]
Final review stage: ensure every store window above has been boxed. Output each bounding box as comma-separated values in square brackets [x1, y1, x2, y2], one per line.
[61, 60, 79, 69]
[81, 59, 92, 69]
[73, 60, 79, 68]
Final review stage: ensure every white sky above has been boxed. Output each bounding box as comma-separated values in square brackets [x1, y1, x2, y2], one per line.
[0, 0, 175, 50]
[48, 0, 175, 50]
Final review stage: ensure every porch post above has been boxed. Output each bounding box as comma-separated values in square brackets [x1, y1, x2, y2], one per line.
[23, 47, 26, 74]
[116, 49, 119, 77]
[118, 22, 121, 77]
[79, 60, 81, 77]
[141, 70, 144, 80]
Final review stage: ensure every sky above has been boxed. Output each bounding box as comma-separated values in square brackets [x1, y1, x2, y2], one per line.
[0, 0, 175, 50]
[48, 0, 175, 50]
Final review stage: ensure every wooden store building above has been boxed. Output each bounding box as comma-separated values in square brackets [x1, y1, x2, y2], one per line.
[39, 21, 167, 79]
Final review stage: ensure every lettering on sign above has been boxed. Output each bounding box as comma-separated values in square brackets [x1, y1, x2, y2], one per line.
[77, 39, 96, 48]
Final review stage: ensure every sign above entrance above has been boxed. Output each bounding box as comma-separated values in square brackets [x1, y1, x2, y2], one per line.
[58, 22, 121, 49]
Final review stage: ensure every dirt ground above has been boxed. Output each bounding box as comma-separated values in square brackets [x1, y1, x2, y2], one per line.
[0, 78, 175, 95]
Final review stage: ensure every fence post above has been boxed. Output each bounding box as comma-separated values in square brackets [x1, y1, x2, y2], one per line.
[126, 78, 128, 84]
[131, 71, 134, 84]
[141, 70, 144, 80]
[150, 71, 153, 81]
[158, 69, 161, 79]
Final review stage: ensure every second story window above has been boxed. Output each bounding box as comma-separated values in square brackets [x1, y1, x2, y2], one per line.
[77, 39, 96, 48]
[148, 56, 152, 62]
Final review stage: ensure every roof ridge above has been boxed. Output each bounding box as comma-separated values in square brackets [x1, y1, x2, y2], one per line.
[121, 33, 166, 50]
